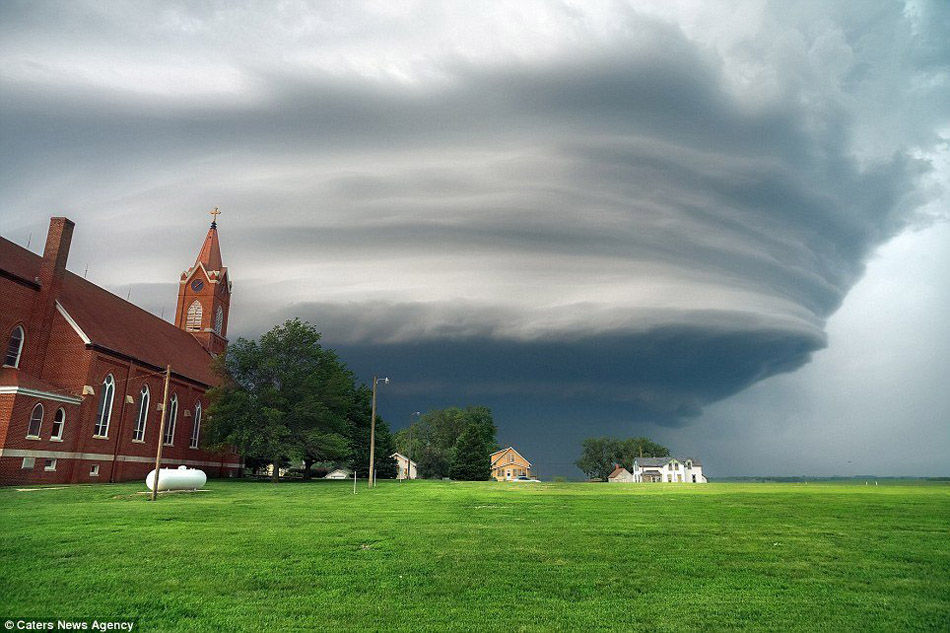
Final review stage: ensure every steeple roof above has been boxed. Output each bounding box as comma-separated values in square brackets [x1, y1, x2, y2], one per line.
[195, 222, 223, 271]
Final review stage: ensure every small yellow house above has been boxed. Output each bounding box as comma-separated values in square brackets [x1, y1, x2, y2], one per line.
[490, 446, 533, 481]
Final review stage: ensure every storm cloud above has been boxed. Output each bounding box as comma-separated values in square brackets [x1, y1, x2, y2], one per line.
[1, 1, 947, 475]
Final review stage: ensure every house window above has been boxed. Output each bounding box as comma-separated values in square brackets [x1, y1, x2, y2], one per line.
[190, 401, 201, 448]
[51, 408, 65, 440]
[133, 384, 149, 441]
[90, 464, 100, 477]
[4, 325, 24, 367]
[93, 374, 115, 437]
[186, 300, 203, 330]
[27, 403, 43, 438]
[214, 306, 224, 334]
[21, 457, 35, 469]
[692, 474, 696, 482]
[44, 458, 57, 471]
[164, 394, 178, 445]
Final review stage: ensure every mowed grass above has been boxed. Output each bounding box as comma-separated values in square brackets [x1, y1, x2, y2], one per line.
[1, 480, 948, 632]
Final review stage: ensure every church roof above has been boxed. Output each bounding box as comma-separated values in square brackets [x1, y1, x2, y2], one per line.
[196, 223, 223, 271]
[1, 236, 217, 386]
[0, 235, 41, 286]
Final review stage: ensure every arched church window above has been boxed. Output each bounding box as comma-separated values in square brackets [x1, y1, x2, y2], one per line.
[51, 408, 65, 441]
[27, 403, 43, 438]
[4, 325, 24, 367]
[164, 394, 178, 446]
[133, 384, 150, 441]
[94, 374, 115, 437]
[186, 301, 203, 331]
[214, 306, 224, 334]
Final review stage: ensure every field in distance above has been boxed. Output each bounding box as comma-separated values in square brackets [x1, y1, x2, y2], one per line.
[1, 480, 947, 632]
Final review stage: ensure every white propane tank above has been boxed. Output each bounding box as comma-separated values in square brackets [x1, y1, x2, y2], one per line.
[145, 465, 207, 492]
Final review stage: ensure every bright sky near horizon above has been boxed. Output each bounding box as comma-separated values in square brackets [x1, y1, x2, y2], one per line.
[2, 0, 947, 476]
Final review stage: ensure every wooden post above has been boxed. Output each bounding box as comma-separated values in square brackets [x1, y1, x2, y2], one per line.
[150, 365, 171, 501]
[353, 468, 357, 495]
[407, 423, 413, 482]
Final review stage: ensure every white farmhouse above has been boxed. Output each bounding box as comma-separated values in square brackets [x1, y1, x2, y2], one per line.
[633, 457, 707, 483]
[391, 452, 418, 480]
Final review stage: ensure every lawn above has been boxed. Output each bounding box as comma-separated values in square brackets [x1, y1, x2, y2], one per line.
[1, 480, 948, 632]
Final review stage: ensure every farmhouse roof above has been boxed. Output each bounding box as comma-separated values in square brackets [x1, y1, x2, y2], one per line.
[635, 456, 702, 467]
[490, 446, 531, 467]
[1, 236, 217, 386]
[608, 466, 630, 478]
[390, 452, 417, 466]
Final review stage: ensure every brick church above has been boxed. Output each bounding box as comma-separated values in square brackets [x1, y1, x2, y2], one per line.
[0, 213, 241, 485]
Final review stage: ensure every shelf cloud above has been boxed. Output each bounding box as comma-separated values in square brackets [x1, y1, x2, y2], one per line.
[2, 1, 947, 474]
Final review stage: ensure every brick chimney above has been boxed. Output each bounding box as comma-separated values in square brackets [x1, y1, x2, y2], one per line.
[38, 218, 74, 290]
[26, 217, 75, 374]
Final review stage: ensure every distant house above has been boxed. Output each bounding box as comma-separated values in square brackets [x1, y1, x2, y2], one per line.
[391, 452, 417, 480]
[490, 446, 533, 481]
[607, 466, 633, 483]
[324, 468, 352, 480]
[633, 457, 706, 483]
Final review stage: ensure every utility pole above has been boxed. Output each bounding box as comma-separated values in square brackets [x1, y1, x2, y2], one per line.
[408, 411, 420, 481]
[150, 365, 172, 501]
[367, 376, 389, 487]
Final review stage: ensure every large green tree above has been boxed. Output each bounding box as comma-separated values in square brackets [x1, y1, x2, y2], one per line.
[395, 406, 498, 479]
[575, 437, 619, 481]
[575, 436, 670, 480]
[204, 319, 353, 482]
[615, 437, 670, 467]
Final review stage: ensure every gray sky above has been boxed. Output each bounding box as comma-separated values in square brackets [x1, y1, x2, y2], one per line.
[2, 1, 947, 477]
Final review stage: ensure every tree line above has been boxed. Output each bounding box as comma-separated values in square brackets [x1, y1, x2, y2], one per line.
[575, 436, 670, 481]
[201, 318, 498, 482]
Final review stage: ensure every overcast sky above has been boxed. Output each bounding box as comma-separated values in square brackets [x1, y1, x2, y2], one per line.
[2, 1, 947, 477]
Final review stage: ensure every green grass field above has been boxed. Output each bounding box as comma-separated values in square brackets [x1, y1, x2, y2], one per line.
[2, 480, 948, 632]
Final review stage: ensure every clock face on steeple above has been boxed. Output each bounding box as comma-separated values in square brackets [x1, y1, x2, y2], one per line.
[191, 279, 205, 291]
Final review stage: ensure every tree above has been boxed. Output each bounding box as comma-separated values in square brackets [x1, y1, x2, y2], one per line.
[575, 437, 619, 481]
[204, 319, 353, 482]
[449, 423, 492, 481]
[575, 435, 671, 480]
[416, 445, 450, 479]
[615, 437, 670, 468]
[394, 406, 499, 478]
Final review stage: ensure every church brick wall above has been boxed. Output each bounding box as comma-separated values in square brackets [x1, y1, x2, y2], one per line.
[1, 217, 241, 486]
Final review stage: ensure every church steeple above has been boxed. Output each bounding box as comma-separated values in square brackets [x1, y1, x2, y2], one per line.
[196, 208, 223, 270]
[175, 209, 231, 355]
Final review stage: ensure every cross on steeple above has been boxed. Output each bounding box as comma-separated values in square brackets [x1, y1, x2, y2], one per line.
[209, 207, 221, 228]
